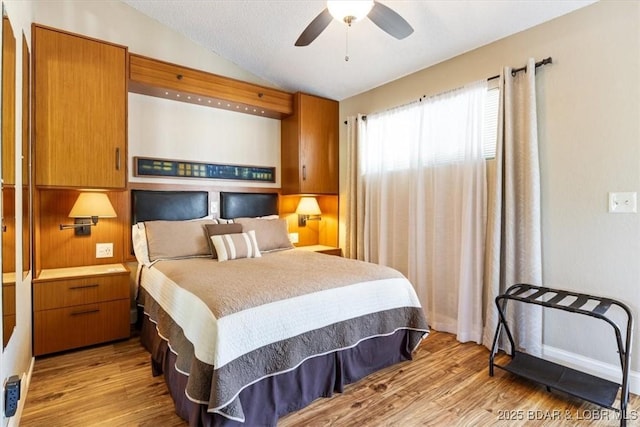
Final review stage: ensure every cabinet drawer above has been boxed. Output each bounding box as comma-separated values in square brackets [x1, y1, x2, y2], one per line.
[34, 299, 130, 356]
[34, 274, 128, 311]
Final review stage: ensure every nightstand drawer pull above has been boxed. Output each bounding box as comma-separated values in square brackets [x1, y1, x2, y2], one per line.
[70, 309, 100, 316]
[69, 284, 99, 290]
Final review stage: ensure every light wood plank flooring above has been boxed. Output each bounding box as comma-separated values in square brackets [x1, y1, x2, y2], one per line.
[21, 331, 639, 426]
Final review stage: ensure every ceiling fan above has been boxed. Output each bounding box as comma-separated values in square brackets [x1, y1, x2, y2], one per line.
[295, 0, 414, 47]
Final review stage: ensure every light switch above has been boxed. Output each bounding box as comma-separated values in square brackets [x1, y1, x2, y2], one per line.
[608, 192, 637, 213]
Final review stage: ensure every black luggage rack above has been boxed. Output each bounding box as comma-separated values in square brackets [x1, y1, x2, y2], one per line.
[489, 284, 633, 426]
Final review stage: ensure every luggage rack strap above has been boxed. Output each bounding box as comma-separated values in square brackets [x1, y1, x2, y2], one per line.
[501, 284, 629, 318]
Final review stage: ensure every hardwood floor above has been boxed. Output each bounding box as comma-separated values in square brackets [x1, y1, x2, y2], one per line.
[21, 331, 639, 426]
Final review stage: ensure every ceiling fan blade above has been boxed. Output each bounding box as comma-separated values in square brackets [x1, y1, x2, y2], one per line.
[368, 1, 414, 40]
[295, 8, 333, 46]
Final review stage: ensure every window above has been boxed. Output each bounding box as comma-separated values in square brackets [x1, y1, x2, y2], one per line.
[483, 83, 499, 159]
[363, 83, 499, 174]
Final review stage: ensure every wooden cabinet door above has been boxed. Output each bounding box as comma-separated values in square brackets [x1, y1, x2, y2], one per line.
[281, 93, 338, 195]
[298, 94, 338, 194]
[34, 25, 127, 188]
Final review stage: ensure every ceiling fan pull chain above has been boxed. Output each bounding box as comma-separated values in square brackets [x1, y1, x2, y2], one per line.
[345, 25, 350, 62]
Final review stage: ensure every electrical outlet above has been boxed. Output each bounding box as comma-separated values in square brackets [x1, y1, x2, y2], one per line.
[96, 243, 114, 258]
[4, 375, 20, 417]
[608, 192, 637, 213]
[288, 232, 299, 244]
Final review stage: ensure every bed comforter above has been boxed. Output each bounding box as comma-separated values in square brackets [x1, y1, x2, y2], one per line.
[138, 249, 429, 423]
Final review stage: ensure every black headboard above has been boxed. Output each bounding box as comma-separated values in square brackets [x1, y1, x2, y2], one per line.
[131, 190, 209, 224]
[220, 192, 278, 219]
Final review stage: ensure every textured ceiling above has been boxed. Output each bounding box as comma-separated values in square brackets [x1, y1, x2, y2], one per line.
[122, 0, 597, 101]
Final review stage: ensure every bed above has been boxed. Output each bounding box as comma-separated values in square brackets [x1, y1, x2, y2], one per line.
[132, 190, 429, 426]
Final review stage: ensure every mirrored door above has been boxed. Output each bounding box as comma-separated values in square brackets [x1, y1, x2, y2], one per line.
[2, 9, 16, 348]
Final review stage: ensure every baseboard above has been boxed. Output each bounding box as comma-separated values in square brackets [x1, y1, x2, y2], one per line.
[7, 357, 34, 427]
[542, 344, 640, 396]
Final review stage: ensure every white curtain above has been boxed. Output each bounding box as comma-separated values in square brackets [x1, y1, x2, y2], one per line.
[352, 81, 488, 343]
[482, 58, 543, 355]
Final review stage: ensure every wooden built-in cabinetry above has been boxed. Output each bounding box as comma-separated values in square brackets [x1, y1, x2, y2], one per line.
[28, 23, 344, 356]
[129, 53, 293, 119]
[33, 24, 127, 189]
[281, 92, 339, 195]
[33, 264, 130, 356]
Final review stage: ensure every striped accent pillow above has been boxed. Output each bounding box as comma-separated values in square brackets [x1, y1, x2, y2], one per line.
[210, 230, 261, 262]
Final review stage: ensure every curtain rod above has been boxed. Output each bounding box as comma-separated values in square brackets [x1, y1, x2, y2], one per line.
[343, 56, 553, 124]
[487, 56, 553, 81]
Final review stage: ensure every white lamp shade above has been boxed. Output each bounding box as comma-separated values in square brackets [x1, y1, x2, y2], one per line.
[68, 193, 117, 218]
[296, 197, 322, 216]
[327, 0, 374, 23]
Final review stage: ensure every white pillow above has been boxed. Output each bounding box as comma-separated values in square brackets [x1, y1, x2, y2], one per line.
[132, 223, 151, 267]
[210, 230, 261, 262]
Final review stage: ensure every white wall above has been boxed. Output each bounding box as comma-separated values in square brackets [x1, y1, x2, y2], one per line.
[0, 1, 284, 424]
[340, 0, 640, 387]
[128, 94, 280, 188]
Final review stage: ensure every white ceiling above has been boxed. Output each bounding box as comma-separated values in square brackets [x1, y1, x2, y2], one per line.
[122, 0, 597, 101]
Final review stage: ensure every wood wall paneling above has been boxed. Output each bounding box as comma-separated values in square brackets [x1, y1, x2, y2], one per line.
[36, 190, 127, 271]
[279, 194, 339, 248]
[317, 195, 339, 248]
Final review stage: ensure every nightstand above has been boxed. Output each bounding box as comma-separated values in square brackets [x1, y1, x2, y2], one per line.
[33, 264, 130, 356]
[296, 245, 342, 257]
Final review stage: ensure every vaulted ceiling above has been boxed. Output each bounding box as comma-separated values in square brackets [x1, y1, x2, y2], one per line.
[122, 0, 597, 101]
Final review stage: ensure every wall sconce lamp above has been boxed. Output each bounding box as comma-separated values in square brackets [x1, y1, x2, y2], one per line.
[59, 192, 117, 236]
[296, 196, 322, 227]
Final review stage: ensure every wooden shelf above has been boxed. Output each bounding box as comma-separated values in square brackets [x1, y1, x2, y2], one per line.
[36, 264, 128, 281]
[129, 53, 293, 119]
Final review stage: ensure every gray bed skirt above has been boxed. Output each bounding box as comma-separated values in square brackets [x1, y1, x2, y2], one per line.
[139, 310, 417, 426]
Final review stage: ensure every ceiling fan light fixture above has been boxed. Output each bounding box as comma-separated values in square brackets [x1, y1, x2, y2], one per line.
[327, 0, 374, 25]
